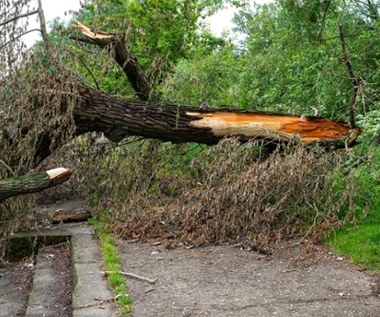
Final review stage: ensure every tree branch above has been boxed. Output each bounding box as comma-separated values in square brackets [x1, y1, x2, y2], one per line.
[339, 24, 358, 129]
[0, 168, 72, 202]
[0, 9, 38, 27]
[0, 28, 41, 50]
[0, 159, 15, 177]
[73, 21, 152, 101]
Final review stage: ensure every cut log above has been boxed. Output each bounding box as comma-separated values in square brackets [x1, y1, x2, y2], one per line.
[51, 210, 92, 224]
[0, 168, 72, 202]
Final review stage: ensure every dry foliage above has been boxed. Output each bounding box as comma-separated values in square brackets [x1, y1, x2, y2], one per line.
[0, 1, 80, 239]
[81, 138, 353, 251]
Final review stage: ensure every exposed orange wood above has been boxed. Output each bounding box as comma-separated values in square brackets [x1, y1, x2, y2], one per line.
[75, 21, 113, 40]
[187, 111, 360, 145]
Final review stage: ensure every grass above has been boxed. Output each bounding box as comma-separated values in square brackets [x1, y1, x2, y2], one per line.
[89, 218, 132, 315]
[327, 204, 380, 272]
[327, 146, 380, 272]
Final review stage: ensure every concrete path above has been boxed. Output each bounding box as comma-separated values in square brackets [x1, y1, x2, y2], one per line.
[0, 264, 31, 317]
[2, 198, 379, 317]
[119, 242, 380, 317]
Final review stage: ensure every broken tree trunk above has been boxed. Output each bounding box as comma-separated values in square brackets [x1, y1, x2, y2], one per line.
[0, 168, 72, 202]
[1, 85, 361, 169]
[0, 18, 362, 169]
[74, 86, 360, 146]
[70, 21, 360, 147]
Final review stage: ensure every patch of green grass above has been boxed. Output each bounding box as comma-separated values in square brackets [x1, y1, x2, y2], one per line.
[327, 207, 380, 271]
[89, 218, 132, 315]
[327, 146, 380, 272]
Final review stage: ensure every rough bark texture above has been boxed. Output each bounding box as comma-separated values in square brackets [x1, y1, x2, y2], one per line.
[74, 86, 360, 146]
[0, 85, 361, 171]
[71, 22, 360, 148]
[0, 168, 72, 202]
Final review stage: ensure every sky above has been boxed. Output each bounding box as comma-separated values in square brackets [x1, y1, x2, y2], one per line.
[22, 0, 272, 46]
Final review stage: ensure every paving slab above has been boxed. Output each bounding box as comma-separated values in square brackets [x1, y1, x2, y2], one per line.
[71, 233, 118, 317]
[119, 242, 380, 317]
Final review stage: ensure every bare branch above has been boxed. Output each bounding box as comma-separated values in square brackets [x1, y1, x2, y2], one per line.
[0, 28, 40, 50]
[0, 9, 38, 27]
[0, 159, 15, 177]
[73, 21, 152, 101]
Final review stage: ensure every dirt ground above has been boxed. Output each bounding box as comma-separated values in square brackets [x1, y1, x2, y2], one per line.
[0, 258, 34, 316]
[119, 241, 380, 317]
[39, 242, 72, 317]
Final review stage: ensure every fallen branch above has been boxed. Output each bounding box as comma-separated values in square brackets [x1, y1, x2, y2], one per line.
[0, 167, 72, 202]
[74, 21, 152, 101]
[102, 270, 157, 284]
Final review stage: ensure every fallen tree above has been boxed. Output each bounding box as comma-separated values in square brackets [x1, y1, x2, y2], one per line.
[0, 168, 72, 202]
[71, 21, 360, 147]
[75, 86, 360, 146]
[0, 17, 362, 173]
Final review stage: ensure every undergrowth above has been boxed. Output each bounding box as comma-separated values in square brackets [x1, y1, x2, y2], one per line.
[327, 145, 380, 271]
[79, 137, 364, 252]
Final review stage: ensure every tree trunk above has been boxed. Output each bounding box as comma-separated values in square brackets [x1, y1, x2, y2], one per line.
[1, 21, 362, 175]
[0, 168, 71, 202]
[1, 85, 361, 169]
[70, 22, 360, 149]
[75, 86, 360, 146]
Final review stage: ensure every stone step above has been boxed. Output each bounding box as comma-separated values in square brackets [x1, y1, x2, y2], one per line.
[4, 223, 118, 317]
[71, 233, 118, 317]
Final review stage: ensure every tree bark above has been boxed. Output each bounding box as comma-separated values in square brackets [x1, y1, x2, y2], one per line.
[0, 168, 72, 202]
[74, 86, 360, 147]
[1, 84, 361, 170]
[0, 19, 362, 170]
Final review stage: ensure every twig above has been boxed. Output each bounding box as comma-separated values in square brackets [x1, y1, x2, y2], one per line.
[0, 159, 16, 177]
[0, 28, 41, 50]
[102, 270, 157, 284]
[339, 24, 358, 129]
[77, 295, 124, 309]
